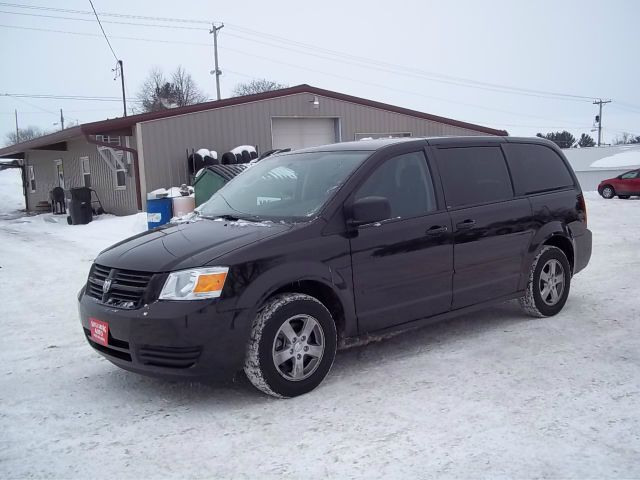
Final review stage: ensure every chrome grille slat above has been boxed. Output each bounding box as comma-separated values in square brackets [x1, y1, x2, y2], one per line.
[85, 264, 152, 309]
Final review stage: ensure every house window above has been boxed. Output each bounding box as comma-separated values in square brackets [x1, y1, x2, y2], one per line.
[80, 157, 91, 188]
[115, 168, 127, 190]
[27, 165, 36, 192]
[96, 135, 121, 146]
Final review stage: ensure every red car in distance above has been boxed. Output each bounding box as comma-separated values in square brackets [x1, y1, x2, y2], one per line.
[598, 169, 640, 199]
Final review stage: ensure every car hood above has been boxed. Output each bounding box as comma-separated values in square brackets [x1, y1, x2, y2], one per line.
[95, 218, 292, 272]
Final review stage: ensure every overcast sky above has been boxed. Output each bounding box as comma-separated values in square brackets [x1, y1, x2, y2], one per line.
[1, 0, 638, 144]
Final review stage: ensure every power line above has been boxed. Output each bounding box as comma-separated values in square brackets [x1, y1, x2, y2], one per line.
[0, 3, 598, 103]
[0, 24, 598, 128]
[2, 92, 140, 102]
[88, 0, 118, 62]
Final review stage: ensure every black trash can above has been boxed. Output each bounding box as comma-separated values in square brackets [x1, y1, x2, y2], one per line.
[67, 187, 93, 225]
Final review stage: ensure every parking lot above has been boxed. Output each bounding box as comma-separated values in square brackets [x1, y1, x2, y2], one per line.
[1, 192, 639, 478]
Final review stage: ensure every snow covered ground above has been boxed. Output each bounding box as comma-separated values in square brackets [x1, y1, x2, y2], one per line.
[1, 192, 639, 479]
[0, 168, 25, 219]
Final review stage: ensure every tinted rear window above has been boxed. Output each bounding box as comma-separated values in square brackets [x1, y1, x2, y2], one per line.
[436, 146, 513, 208]
[503, 143, 574, 195]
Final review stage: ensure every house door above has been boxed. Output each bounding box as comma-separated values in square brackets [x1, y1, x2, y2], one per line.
[54, 159, 65, 188]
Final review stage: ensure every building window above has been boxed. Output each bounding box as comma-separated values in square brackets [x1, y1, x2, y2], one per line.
[27, 165, 36, 192]
[115, 168, 126, 190]
[354, 132, 412, 141]
[95, 135, 121, 146]
[80, 157, 91, 188]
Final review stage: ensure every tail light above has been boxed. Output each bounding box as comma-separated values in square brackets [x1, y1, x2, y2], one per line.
[577, 193, 587, 227]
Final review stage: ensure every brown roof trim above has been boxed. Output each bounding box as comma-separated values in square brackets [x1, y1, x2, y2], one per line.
[0, 126, 82, 159]
[0, 84, 506, 157]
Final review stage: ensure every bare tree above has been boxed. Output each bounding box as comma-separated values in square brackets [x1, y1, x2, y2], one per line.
[5, 126, 46, 146]
[232, 79, 288, 97]
[172, 66, 208, 106]
[613, 132, 636, 145]
[137, 66, 208, 113]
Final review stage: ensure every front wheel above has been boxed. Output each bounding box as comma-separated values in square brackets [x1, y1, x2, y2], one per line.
[244, 293, 337, 398]
[600, 185, 615, 199]
[519, 246, 571, 317]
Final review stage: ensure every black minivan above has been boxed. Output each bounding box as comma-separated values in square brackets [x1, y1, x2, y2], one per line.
[78, 136, 592, 397]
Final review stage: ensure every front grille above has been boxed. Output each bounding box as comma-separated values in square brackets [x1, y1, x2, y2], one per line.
[138, 345, 202, 369]
[86, 264, 153, 309]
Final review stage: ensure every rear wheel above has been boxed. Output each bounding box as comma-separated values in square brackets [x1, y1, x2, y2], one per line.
[618, 195, 630, 199]
[601, 185, 615, 199]
[244, 293, 337, 398]
[519, 246, 571, 317]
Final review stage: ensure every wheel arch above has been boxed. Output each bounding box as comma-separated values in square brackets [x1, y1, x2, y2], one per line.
[271, 280, 348, 343]
[520, 226, 576, 290]
[233, 261, 356, 342]
[543, 234, 575, 274]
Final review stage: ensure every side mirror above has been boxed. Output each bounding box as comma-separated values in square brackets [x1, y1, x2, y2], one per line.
[347, 196, 391, 227]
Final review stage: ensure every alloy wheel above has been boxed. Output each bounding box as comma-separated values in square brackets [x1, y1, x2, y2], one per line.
[272, 314, 325, 381]
[539, 259, 565, 306]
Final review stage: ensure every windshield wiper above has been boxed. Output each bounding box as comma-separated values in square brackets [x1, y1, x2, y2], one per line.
[203, 213, 263, 222]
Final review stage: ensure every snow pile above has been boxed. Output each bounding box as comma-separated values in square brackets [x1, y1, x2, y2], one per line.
[1, 212, 147, 253]
[147, 186, 194, 199]
[230, 145, 257, 155]
[0, 168, 25, 214]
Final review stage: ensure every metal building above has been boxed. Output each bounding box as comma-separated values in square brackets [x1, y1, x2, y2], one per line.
[0, 84, 507, 215]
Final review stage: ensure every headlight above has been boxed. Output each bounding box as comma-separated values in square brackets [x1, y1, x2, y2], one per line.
[159, 267, 229, 301]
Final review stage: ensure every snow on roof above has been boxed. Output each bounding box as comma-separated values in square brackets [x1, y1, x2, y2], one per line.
[590, 148, 640, 169]
[563, 144, 640, 172]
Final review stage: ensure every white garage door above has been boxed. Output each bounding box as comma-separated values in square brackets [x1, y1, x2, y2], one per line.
[272, 118, 337, 150]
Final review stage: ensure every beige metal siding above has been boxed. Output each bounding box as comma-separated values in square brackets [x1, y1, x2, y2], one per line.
[139, 93, 490, 192]
[24, 137, 138, 215]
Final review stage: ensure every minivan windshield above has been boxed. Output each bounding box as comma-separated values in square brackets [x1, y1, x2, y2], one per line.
[198, 150, 369, 221]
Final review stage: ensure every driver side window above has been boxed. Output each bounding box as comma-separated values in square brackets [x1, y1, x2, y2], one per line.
[621, 171, 638, 179]
[354, 151, 437, 220]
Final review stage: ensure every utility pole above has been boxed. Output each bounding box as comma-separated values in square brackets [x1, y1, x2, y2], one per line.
[593, 98, 611, 146]
[210, 22, 224, 100]
[14, 109, 19, 142]
[59, 108, 65, 130]
[118, 60, 127, 117]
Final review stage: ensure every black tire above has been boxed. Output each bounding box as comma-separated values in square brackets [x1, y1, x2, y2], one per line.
[244, 293, 337, 398]
[519, 246, 572, 318]
[618, 195, 630, 199]
[600, 185, 615, 199]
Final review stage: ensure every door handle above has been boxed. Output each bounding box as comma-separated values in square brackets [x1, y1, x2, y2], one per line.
[456, 219, 476, 230]
[426, 225, 448, 235]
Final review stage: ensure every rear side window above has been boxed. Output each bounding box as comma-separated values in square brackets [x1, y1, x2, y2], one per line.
[436, 146, 513, 208]
[503, 143, 574, 195]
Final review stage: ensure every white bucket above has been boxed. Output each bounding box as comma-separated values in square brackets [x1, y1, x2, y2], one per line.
[172, 196, 195, 217]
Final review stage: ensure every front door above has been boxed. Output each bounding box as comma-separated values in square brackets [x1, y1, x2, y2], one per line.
[618, 169, 640, 195]
[54, 159, 65, 188]
[434, 145, 533, 309]
[349, 150, 453, 333]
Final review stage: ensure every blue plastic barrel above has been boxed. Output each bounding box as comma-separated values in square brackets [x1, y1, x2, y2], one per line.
[146, 197, 173, 229]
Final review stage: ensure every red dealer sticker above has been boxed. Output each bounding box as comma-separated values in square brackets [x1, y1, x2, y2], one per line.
[89, 318, 109, 347]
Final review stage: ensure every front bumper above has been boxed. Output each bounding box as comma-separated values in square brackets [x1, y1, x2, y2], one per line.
[78, 289, 250, 379]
